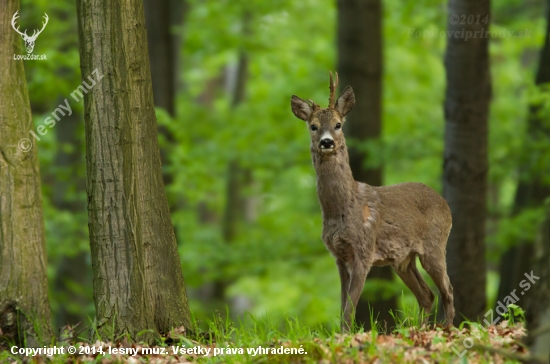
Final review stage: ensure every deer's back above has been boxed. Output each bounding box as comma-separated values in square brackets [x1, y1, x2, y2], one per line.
[371, 182, 452, 255]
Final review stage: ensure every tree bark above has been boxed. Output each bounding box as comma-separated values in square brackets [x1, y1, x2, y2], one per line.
[337, 0, 396, 332]
[144, 0, 187, 193]
[144, 0, 187, 113]
[443, 0, 491, 325]
[144, 0, 181, 116]
[76, 0, 191, 341]
[337, 0, 382, 185]
[0, 0, 52, 346]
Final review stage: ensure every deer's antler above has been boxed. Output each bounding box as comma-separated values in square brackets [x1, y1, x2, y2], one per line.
[328, 71, 339, 108]
[11, 11, 28, 37]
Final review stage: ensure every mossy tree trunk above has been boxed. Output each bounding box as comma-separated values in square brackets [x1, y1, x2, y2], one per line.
[0, 0, 52, 346]
[76, 0, 191, 342]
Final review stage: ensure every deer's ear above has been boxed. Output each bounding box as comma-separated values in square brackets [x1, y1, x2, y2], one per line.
[291, 95, 312, 121]
[335, 86, 355, 117]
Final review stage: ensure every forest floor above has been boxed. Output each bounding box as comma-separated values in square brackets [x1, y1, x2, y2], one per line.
[0, 319, 532, 363]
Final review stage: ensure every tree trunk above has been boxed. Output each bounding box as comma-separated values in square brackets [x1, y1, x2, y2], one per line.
[497, 0, 550, 306]
[524, 209, 550, 362]
[144, 0, 187, 111]
[0, 0, 52, 346]
[337, 0, 382, 185]
[443, 0, 491, 325]
[144, 0, 187, 193]
[76, 0, 191, 341]
[144, 0, 187, 112]
[337, 0, 396, 332]
[144, 0, 180, 116]
[214, 52, 250, 302]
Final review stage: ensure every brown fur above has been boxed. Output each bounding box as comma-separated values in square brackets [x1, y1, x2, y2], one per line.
[291, 75, 455, 332]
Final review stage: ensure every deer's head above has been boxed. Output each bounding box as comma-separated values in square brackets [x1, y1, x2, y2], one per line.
[11, 11, 49, 54]
[291, 72, 355, 156]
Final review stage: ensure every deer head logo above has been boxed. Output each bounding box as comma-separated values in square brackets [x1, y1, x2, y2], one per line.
[11, 11, 49, 54]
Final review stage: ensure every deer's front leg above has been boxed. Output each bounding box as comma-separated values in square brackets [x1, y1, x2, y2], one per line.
[342, 259, 368, 333]
[336, 259, 350, 320]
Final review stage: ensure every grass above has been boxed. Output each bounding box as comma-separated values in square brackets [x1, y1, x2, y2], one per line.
[0, 305, 531, 363]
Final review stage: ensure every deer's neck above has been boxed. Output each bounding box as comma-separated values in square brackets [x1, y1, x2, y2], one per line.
[312, 146, 357, 219]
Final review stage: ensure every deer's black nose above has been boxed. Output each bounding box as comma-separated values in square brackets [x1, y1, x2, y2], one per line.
[320, 138, 335, 149]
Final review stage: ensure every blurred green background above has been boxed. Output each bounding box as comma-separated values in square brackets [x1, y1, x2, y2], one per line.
[18, 0, 548, 332]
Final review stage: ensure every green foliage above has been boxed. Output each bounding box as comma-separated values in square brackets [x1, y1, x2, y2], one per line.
[17, 0, 549, 335]
[389, 293, 438, 333]
[167, 0, 549, 328]
[491, 207, 547, 252]
[502, 304, 526, 324]
[383, 0, 448, 189]
[164, 0, 338, 325]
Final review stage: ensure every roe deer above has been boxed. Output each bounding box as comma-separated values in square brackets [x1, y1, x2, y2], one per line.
[290, 72, 454, 332]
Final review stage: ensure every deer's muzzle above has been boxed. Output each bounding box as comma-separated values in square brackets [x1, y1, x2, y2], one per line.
[320, 138, 335, 152]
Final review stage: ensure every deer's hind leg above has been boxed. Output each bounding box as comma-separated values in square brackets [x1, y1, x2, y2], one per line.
[393, 255, 435, 323]
[419, 249, 455, 328]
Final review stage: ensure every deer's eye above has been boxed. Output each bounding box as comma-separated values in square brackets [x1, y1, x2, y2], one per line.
[310, 124, 318, 131]
[335, 123, 342, 130]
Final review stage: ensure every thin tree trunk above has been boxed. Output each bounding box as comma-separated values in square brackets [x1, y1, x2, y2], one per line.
[337, 0, 396, 332]
[443, 0, 491, 325]
[76, 0, 191, 341]
[214, 52, 250, 301]
[497, 0, 550, 305]
[186, 71, 225, 304]
[0, 0, 52, 346]
[196, 71, 225, 226]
